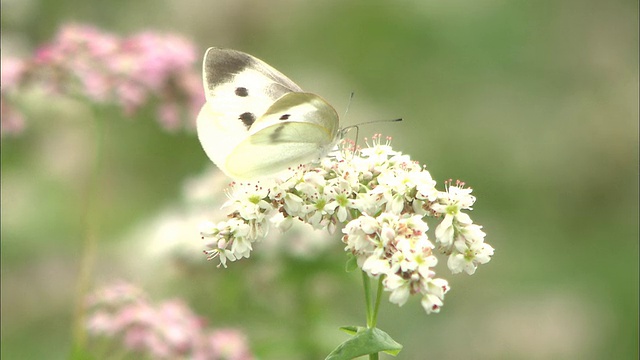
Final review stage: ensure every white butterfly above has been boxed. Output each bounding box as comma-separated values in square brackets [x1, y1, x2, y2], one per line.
[196, 47, 342, 180]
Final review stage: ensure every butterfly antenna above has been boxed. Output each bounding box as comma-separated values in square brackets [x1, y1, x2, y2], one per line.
[339, 92, 356, 154]
[341, 118, 403, 134]
[344, 92, 355, 119]
[338, 92, 402, 154]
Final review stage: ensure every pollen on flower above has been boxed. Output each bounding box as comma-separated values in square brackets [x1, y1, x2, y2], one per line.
[199, 135, 494, 314]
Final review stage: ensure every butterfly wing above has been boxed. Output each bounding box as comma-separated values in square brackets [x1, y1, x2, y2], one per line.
[202, 48, 302, 103]
[197, 48, 304, 172]
[224, 92, 340, 179]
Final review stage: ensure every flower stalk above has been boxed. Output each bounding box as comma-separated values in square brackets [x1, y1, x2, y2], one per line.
[72, 108, 107, 353]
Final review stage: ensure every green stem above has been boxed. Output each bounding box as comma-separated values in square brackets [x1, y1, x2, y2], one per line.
[371, 276, 384, 328]
[71, 109, 106, 355]
[362, 272, 382, 360]
[362, 271, 373, 328]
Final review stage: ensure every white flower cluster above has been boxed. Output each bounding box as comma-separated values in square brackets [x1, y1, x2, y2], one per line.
[200, 134, 494, 313]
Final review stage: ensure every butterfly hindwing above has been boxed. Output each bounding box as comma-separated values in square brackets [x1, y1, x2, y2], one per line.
[225, 124, 332, 179]
[224, 93, 339, 179]
[249, 92, 339, 136]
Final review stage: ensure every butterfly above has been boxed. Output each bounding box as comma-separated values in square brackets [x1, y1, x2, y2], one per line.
[196, 47, 342, 180]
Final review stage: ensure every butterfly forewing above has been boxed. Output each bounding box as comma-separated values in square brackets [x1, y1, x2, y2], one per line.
[203, 48, 302, 96]
[203, 48, 301, 104]
[201, 48, 305, 132]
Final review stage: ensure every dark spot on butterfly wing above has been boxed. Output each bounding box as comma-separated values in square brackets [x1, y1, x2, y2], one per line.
[235, 87, 249, 97]
[269, 124, 286, 141]
[279, 114, 290, 120]
[206, 50, 301, 93]
[239, 112, 256, 129]
[205, 50, 254, 87]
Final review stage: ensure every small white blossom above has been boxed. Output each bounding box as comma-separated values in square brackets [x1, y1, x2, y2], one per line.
[283, 193, 304, 215]
[384, 274, 411, 306]
[222, 182, 273, 222]
[435, 214, 455, 247]
[419, 277, 450, 314]
[270, 212, 293, 232]
[199, 134, 494, 313]
[448, 240, 495, 275]
[362, 251, 391, 276]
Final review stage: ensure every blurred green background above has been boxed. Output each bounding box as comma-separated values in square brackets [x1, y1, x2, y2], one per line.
[2, 0, 638, 359]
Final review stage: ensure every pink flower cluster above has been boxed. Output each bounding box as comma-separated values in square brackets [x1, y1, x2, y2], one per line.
[1, 24, 204, 136]
[1, 57, 27, 136]
[86, 281, 254, 360]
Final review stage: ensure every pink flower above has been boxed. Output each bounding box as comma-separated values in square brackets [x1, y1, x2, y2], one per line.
[1, 57, 26, 87]
[1, 98, 25, 136]
[122, 32, 197, 91]
[3, 24, 204, 134]
[85, 281, 254, 359]
[1, 58, 27, 136]
[35, 24, 119, 65]
[204, 329, 255, 360]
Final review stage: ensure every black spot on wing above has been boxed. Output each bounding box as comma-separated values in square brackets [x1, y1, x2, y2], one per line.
[269, 124, 285, 141]
[279, 114, 290, 120]
[235, 87, 249, 97]
[239, 112, 256, 129]
[205, 50, 254, 87]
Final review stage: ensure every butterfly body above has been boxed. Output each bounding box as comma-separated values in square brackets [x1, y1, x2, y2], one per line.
[196, 48, 340, 180]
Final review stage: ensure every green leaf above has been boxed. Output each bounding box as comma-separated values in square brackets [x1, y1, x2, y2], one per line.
[325, 327, 403, 360]
[345, 253, 358, 272]
[339, 325, 362, 335]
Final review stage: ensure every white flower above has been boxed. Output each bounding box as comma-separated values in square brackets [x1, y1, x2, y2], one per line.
[359, 134, 400, 166]
[351, 191, 385, 216]
[270, 212, 293, 232]
[435, 214, 455, 247]
[384, 274, 411, 306]
[362, 251, 391, 276]
[199, 135, 494, 314]
[359, 215, 380, 235]
[223, 182, 273, 222]
[283, 192, 304, 215]
[414, 170, 438, 202]
[342, 216, 378, 255]
[331, 178, 353, 222]
[432, 185, 476, 216]
[420, 277, 449, 314]
[198, 220, 219, 237]
[457, 223, 486, 244]
[448, 240, 495, 275]
[421, 293, 443, 314]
